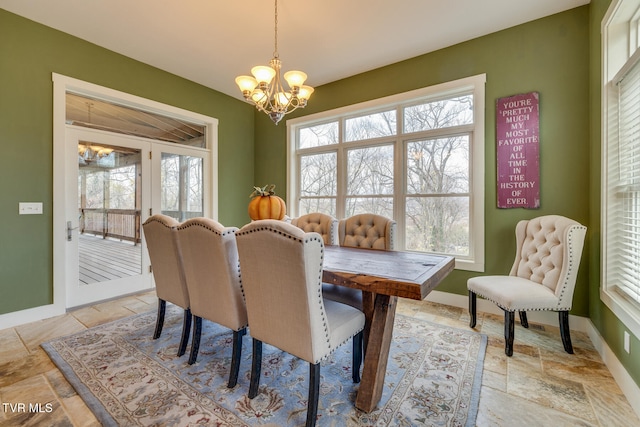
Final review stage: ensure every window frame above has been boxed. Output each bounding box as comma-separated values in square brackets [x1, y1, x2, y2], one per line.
[601, 0, 640, 340]
[287, 74, 486, 272]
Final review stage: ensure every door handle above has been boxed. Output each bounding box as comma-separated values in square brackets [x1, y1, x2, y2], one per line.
[67, 221, 79, 241]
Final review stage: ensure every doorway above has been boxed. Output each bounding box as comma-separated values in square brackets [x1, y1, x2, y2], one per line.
[53, 74, 218, 310]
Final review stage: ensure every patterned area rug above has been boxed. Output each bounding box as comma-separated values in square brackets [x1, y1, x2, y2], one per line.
[43, 306, 486, 426]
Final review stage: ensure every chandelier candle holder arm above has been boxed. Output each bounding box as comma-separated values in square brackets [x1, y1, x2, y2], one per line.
[235, 0, 313, 125]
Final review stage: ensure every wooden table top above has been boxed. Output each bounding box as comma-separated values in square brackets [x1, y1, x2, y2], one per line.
[322, 246, 455, 300]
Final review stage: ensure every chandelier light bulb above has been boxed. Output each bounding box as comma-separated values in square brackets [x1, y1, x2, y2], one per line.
[235, 76, 258, 95]
[251, 66, 276, 86]
[284, 70, 307, 89]
[275, 91, 291, 106]
[251, 89, 268, 105]
[297, 85, 314, 101]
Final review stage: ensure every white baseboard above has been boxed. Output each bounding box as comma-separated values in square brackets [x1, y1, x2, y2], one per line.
[425, 290, 640, 419]
[0, 303, 65, 330]
[0, 288, 153, 331]
[585, 319, 640, 420]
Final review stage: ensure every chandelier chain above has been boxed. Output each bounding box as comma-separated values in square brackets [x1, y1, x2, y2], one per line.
[273, 0, 279, 58]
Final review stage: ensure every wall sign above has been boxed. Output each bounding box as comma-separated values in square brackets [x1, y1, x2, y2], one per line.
[496, 92, 540, 209]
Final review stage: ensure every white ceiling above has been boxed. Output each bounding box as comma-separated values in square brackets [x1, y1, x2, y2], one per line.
[1, 0, 590, 100]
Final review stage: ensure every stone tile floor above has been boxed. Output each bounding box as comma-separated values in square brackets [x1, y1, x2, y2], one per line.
[0, 291, 638, 426]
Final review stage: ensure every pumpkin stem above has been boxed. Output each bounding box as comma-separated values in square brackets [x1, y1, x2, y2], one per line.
[249, 184, 277, 198]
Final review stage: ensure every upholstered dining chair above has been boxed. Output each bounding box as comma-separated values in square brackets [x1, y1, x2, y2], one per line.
[291, 212, 339, 246]
[327, 213, 398, 310]
[236, 220, 365, 427]
[338, 213, 397, 251]
[142, 214, 191, 357]
[176, 218, 248, 388]
[467, 215, 587, 357]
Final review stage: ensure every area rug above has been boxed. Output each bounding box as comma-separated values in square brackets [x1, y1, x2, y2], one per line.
[42, 305, 486, 426]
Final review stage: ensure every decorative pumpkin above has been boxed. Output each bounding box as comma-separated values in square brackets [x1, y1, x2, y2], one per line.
[248, 184, 287, 220]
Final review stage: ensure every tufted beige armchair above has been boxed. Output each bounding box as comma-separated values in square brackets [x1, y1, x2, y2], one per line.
[338, 213, 397, 250]
[176, 218, 248, 387]
[142, 214, 192, 357]
[320, 214, 397, 312]
[291, 213, 338, 246]
[467, 215, 587, 356]
[236, 220, 364, 427]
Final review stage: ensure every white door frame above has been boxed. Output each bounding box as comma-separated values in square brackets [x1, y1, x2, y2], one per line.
[49, 74, 218, 314]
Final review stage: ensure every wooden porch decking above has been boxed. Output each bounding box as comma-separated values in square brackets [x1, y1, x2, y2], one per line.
[79, 233, 142, 285]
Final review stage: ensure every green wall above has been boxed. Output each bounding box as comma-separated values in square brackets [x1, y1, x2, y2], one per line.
[0, 9, 255, 314]
[256, 8, 591, 313]
[589, 0, 640, 385]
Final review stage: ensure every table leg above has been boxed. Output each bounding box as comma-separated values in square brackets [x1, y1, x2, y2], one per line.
[361, 291, 375, 355]
[355, 293, 397, 412]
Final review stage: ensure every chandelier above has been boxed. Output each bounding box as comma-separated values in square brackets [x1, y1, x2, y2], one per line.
[235, 0, 313, 125]
[77, 103, 114, 164]
[78, 143, 113, 164]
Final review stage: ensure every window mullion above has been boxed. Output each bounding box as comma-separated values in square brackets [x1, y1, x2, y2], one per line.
[336, 120, 346, 218]
[395, 105, 406, 251]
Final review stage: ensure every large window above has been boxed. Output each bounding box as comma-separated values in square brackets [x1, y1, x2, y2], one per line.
[287, 75, 485, 271]
[602, 0, 640, 339]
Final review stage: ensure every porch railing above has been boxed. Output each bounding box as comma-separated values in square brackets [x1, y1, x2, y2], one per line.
[80, 208, 141, 244]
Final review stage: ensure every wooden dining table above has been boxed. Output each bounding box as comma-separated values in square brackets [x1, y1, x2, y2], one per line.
[322, 246, 455, 413]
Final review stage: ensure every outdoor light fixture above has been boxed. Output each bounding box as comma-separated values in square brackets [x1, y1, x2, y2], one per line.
[78, 143, 113, 164]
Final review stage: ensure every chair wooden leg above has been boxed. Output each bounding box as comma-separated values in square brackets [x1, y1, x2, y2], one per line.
[153, 299, 166, 339]
[504, 311, 515, 357]
[352, 330, 363, 383]
[188, 316, 202, 365]
[177, 308, 192, 357]
[306, 363, 321, 427]
[519, 311, 529, 328]
[228, 328, 246, 388]
[249, 339, 263, 399]
[469, 291, 477, 328]
[559, 311, 574, 354]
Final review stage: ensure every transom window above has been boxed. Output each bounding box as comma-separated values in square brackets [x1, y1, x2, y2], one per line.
[287, 74, 485, 271]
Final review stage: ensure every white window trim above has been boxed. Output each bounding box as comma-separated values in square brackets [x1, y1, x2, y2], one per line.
[601, 0, 640, 340]
[286, 74, 486, 272]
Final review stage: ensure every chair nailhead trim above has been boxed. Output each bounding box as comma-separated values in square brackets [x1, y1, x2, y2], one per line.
[239, 223, 335, 362]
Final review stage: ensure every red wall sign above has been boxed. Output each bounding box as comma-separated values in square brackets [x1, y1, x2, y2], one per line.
[496, 92, 540, 209]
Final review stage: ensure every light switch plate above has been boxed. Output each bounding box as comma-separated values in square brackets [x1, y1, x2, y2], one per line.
[19, 202, 43, 215]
